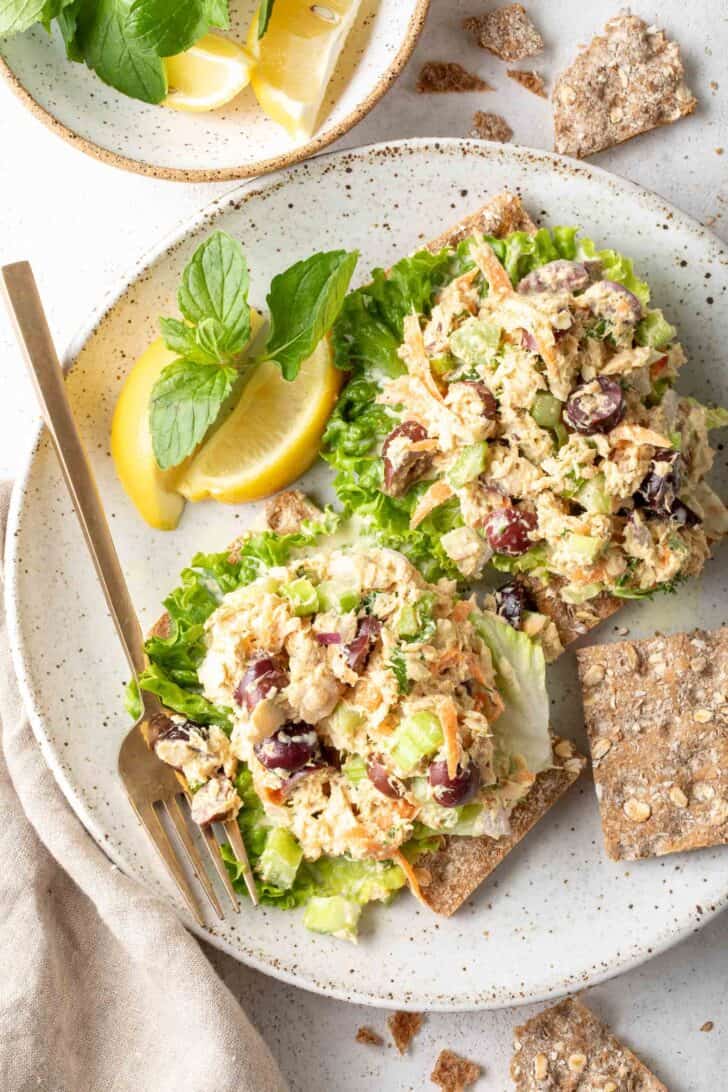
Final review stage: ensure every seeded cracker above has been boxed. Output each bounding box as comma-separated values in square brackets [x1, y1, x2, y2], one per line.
[470, 111, 513, 143]
[511, 997, 667, 1090]
[553, 13, 697, 159]
[507, 69, 546, 98]
[417, 62, 493, 94]
[431, 1049, 482, 1091]
[388, 1011, 423, 1054]
[577, 627, 728, 860]
[464, 4, 543, 62]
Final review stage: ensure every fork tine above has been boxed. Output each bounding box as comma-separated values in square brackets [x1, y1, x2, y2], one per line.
[199, 823, 240, 912]
[223, 819, 259, 907]
[133, 800, 205, 927]
[164, 796, 224, 920]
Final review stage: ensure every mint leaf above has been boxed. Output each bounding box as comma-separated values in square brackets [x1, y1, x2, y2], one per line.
[0, 0, 48, 34]
[78, 0, 167, 103]
[177, 231, 251, 354]
[258, 0, 275, 37]
[150, 358, 236, 470]
[266, 250, 358, 380]
[159, 315, 231, 365]
[128, 0, 229, 58]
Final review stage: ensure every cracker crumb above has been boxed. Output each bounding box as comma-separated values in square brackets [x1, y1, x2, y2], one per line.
[431, 1049, 482, 1091]
[470, 111, 513, 143]
[464, 4, 543, 62]
[553, 13, 697, 159]
[388, 1011, 423, 1054]
[716, 147, 724, 155]
[355, 1026, 383, 1046]
[417, 61, 493, 94]
[507, 69, 547, 97]
[700, 1020, 714, 1032]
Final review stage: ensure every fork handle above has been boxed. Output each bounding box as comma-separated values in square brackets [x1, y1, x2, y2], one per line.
[1, 262, 147, 682]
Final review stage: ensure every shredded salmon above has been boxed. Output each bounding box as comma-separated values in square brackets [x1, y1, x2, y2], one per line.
[610, 424, 671, 449]
[452, 599, 474, 624]
[409, 438, 439, 453]
[470, 237, 514, 299]
[401, 313, 444, 402]
[439, 697, 461, 779]
[433, 648, 461, 674]
[410, 480, 454, 528]
[392, 850, 429, 907]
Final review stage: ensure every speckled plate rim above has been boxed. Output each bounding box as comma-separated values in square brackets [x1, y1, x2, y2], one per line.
[6, 139, 728, 1011]
[0, 0, 429, 183]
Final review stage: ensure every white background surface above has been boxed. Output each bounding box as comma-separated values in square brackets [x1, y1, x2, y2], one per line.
[1, 2, 726, 1089]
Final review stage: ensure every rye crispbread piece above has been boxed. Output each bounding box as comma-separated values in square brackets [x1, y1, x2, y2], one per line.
[464, 4, 543, 62]
[431, 1048, 482, 1091]
[507, 69, 546, 98]
[553, 13, 697, 159]
[425, 191, 537, 254]
[388, 1011, 423, 1054]
[511, 997, 667, 1090]
[355, 1026, 383, 1046]
[470, 111, 514, 143]
[264, 489, 322, 535]
[518, 573, 621, 650]
[417, 62, 493, 94]
[577, 627, 728, 861]
[415, 738, 586, 915]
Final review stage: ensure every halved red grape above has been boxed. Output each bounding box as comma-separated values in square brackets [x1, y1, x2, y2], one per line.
[234, 654, 288, 710]
[382, 420, 432, 497]
[345, 616, 382, 673]
[583, 279, 643, 324]
[254, 724, 319, 773]
[636, 450, 681, 517]
[428, 759, 480, 807]
[494, 581, 528, 629]
[564, 377, 625, 435]
[484, 507, 538, 556]
[457, 381, 498, 420]
[367, 758, 404, 799]
[518, 260, 592, 295]
[315, 632, 342, 646]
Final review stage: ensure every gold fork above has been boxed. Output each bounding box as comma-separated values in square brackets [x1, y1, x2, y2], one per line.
[1, 261, 258, 925]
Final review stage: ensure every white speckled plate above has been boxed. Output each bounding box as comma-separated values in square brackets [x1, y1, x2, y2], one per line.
[0, 0, 428, 181]
[7, 141, 728, 1010]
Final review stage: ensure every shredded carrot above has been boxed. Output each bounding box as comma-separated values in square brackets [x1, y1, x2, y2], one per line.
[439, 697, 461, 780]
[392, 850, 429, 907]
[452, 599, 473, 624]
[466, 653, 486, 686]
[410, 480, 454, 528]
[470, 238, 514, 299]
[402, 313, 444, 402]
[433, 648, 460, 674]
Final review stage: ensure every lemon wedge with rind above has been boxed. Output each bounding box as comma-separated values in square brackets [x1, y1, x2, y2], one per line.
[249, 0, 362, 141]
[177, 336, 341, 504]
[164, 33, 255, 113]
[111, 338, 188, 531]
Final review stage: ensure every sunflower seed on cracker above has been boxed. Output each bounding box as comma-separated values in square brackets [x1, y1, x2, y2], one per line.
[577, 627, 728, 861]
[553, 13, 697, 159]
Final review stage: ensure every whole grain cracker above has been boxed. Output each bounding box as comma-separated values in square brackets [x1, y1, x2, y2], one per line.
[511, 997, 667, 1090]
[507, 69, 546, 98]
[470, 111, 513, 143]
[577, 627, 728, 860]
[264, 489, 322, 536]
[416, 738, 586, 915]
[355, 1026, 384, 1046]
[417, 62, 493, 94]
[388, 1011, 423, 1054]
[431, 1049, 482, 1091]
[464, 4, 543, 62]
[518, 573, 620, 648]
[553, 13, 697, 159]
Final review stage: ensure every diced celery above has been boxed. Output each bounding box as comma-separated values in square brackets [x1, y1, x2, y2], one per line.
[552, 421, 569, 449]
[635, 308, 676, 349]
[447, 441, 489, 489]
[669, 431, 682, 451]
[280, 577, 319, 616]
[531, 391, 564, 429]
[389, 711, 443, 774]
[398, 603, 419, 639]
[450, 317, 501, 366]
[560, 582, 604, 604]
[316, 580, 360, 614]
[565, 534, 604, 563]
[258, 827, 303, 890]
[343, 755, 368, 783]
[575, 474, 612, 515]
[431, 355, 456, 377]
[328, 702, 365, 747]
[303, 895, 362, 941]
[238, 575, 281, 601]
[397, 593, 436, 643]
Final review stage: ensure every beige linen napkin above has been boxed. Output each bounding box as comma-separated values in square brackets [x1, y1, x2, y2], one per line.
[0, 484, 288, 1092]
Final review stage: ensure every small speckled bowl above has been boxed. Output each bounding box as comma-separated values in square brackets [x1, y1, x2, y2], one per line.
[0, 0, 429, 181]
[6, 141, 728, 1010]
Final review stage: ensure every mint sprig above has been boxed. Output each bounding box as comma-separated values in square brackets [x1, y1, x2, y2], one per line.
[149, 231, 358, 470]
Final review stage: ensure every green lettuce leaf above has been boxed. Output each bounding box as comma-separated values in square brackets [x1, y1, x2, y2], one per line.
[471, 611, 552, 774]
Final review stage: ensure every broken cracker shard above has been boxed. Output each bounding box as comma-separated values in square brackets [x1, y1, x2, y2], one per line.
[431, 1048, 482, 1091]
[553, 12, 697, 159]
[470, 111, 514, 144]
[416, 62, 493, 94]
[464, 3, 543, 62]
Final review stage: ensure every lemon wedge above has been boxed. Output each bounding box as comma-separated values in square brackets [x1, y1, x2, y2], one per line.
[164, 33, 255, 112]
[177, 336, 341, 503]
[248, 0, 362, 140]
[111, 338, 188, 531]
